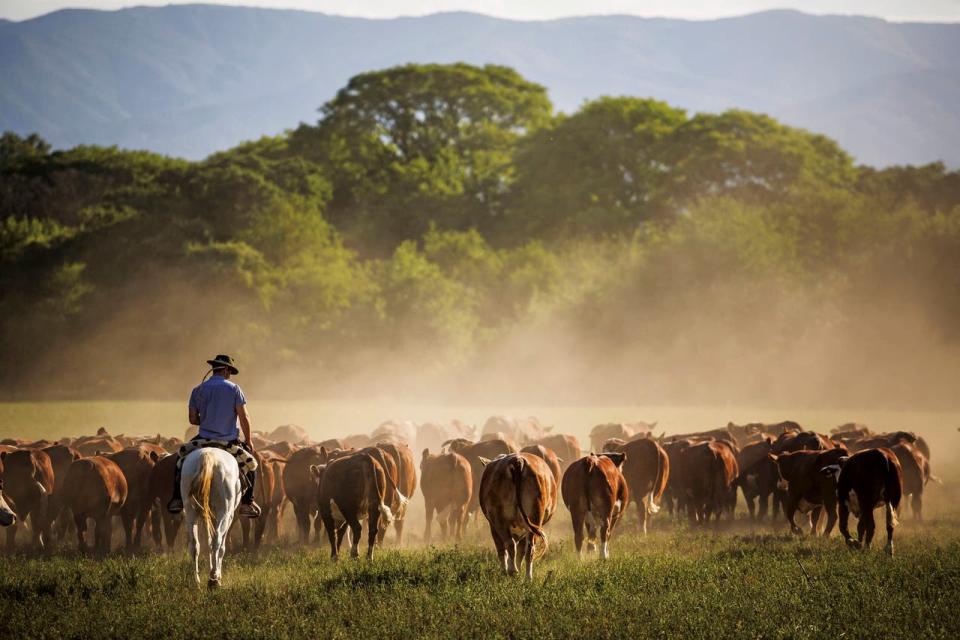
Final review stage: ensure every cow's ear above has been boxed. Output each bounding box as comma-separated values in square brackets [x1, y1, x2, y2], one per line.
[310, 464, 325, 479]
[478, 456, 491, 467]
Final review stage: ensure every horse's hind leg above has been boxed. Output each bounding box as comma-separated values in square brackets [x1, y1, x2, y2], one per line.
[186, 515, 201, 586]
[209, 516, 231, 588]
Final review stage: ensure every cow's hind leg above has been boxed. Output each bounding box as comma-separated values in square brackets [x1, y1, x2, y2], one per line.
[320, 508, 339, 562]
[347, 516, 362, 560]
[74, 513, 88, 554]
[600, 516, 612, 560]
[393, 517, 404, 547]
[571, 512, 585, 558]
[911, 493, 923, 522]
[523, 534, 535, 580]
[488, 523, 508, 574]
[119, 509, 134, 551]
[839, 501, 859, 549]
[95, 514, 113, 557]
[862, 509, 876, 550]
[292, 502, 311, 544]
[423, 502, 434, 544]
[367, 508, 380, 559]
[885, 503, 896, 556]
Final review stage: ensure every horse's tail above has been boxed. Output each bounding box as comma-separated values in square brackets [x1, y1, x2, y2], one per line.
[190, 450, 215, 542]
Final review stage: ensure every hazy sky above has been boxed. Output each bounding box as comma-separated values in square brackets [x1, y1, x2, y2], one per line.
[3, 1, 960, 22]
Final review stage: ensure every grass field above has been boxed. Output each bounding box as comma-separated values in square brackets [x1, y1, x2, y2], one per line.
[2, 519, 959, 639]
[1, 402, 959, 638]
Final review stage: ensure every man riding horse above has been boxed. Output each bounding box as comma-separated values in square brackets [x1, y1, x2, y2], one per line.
[167, 354, 261, 518]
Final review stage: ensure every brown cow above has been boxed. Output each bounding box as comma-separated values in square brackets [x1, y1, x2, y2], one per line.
[355, 447, 408, 535]
[0, 456, 16, 527]
[262, 452, 287, 544]
[420, 450, 472, 543]
[736, 438, 781, 521]
[589, 422, 656, 453]
[532, 434, 580, 472]
[824, 448, 903, 555]
[42, 444, 82, 541]
[263, 441, 299, 457]
[676, 442, 738, 525]
[561, 453, 628, 559]
[520, 444, 562, 486]
[769, 448, 849, 536]
[0, 478, 15, 527]
[316, 450, 396, 561]
[376, 442, 417, 545]
[620, 438, 669, 534]
[457, 439, 517, 518]
[105, 447, 159, 550]
[147, 453, 181, 550]
[238, 451, 278, 549]
[661, 439, 694, 518]
[772, 430, 832, 454]
[1, 449, 55, 551]
[74, 437, 124, 458]
[848, 431, 916, 453]
[283, 446, 330, 544]
[479, 453, 557, 580]
[442, 438, 475, 454]
[890, 443, 926, 521]
[59, 456, 128, 555]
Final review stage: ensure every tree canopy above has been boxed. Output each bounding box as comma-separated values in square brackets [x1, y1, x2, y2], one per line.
[2, 62, 960, 404]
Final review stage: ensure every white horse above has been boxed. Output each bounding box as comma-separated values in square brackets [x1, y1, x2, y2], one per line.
[181, 447, 241, 588]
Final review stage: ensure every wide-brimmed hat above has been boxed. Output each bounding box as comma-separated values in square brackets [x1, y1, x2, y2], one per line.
[206, 354, 239, 375]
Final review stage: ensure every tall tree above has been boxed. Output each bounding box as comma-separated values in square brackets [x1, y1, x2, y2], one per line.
[291, 63, 552, 252]
[506, 97, 687, 238]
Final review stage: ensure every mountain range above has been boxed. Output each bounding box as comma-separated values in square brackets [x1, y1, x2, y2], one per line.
[2, 4, 959, 166]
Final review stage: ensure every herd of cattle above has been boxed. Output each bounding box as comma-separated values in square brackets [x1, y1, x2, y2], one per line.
[0, 416, 936, 579]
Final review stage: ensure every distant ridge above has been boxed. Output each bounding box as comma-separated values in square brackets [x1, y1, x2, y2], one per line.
[2, 4, 958, 165]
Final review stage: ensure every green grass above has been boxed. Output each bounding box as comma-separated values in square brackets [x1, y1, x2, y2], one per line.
[2, 522, 959, 639]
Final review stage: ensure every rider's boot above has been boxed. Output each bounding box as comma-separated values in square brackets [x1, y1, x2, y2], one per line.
[167, 464, 184, 514]
[239, 470, 261, 518]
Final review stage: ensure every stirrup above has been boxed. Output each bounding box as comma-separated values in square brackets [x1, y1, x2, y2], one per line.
[167, 497, 183, 514]
[239, 501, 261, 518]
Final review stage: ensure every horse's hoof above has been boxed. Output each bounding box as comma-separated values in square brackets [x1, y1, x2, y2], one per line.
[207, 578, 221, 590]
[845, 538, 862, 550]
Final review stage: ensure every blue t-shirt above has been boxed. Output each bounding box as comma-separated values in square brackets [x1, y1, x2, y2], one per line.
[188, 375, 246, 441]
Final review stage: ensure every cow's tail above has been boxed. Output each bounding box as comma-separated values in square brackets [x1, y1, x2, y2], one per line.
[885, 455, 902, 529]
[375, 450, 409, 518]
[371, 457, 395, 525]
[512, 456, 547, 559]
[583, 455, 597, 545]
[646, 444, 663, 515]
[189, 450, 215, 543]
